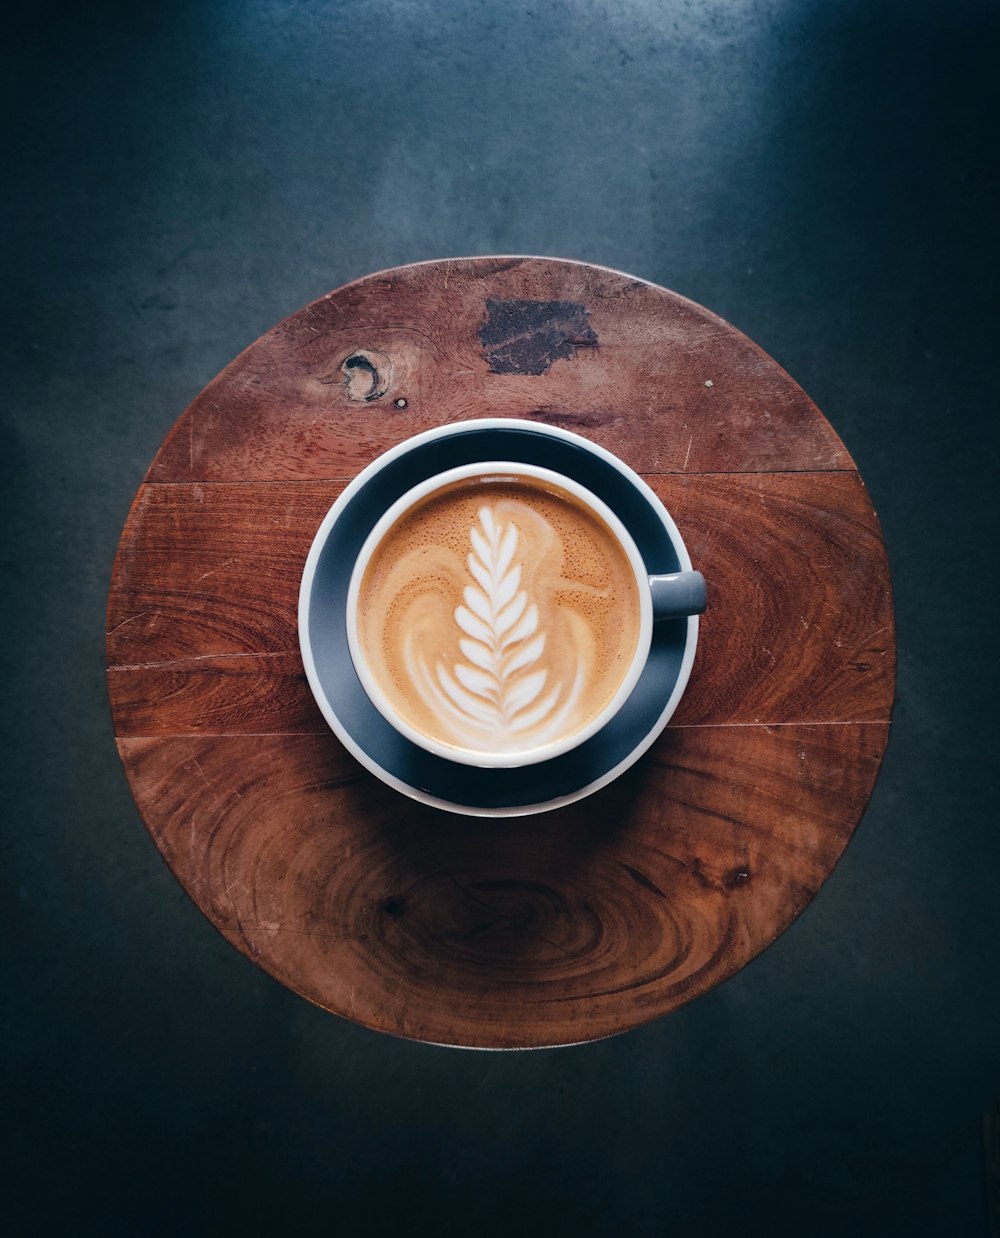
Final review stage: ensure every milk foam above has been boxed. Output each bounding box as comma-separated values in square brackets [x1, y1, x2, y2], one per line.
[357, 476, 641, 756]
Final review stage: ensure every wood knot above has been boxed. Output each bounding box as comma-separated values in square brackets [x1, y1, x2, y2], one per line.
[341, 349, 392, 402]
[689, 858, 753, 891]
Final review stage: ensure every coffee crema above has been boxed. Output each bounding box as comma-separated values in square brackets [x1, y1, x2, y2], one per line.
[354, 473, 643, 759]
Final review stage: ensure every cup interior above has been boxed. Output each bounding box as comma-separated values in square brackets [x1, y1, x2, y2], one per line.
[346, 461, 654, 769]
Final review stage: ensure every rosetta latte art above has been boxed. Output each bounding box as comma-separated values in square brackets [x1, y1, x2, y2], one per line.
[355, 475, 641, 759]
[406, 507, 584, 749]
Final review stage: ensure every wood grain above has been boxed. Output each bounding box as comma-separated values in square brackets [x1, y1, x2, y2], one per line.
[145, 258, 850, 484]
[119, 721, 887, 1048]
[107, 472, 892, 736]
[106, 258, 895, 1047]
[108, 482, 335, 665]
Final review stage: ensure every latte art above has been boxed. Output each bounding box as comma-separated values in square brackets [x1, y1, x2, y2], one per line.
[411, 505, 585, 747]
[354, 474, 643, 760]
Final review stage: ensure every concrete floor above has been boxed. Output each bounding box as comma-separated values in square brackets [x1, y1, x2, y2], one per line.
[3, 2, 998, 1234]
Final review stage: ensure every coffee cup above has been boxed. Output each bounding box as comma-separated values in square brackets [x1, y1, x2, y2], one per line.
[346, 460, 705, 769]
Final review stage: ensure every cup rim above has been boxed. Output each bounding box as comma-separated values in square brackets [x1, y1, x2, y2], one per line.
[345, 460, 654, 768]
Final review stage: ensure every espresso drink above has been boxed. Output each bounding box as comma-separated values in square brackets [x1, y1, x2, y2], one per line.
[355, 473, 643, 759]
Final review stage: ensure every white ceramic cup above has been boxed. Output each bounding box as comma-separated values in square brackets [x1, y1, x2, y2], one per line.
[346, 460, 705, 769]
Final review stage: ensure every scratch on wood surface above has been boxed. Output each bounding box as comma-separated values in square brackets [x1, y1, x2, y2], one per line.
[106, 611, 151, 637]
[682, 435, 693, 472]
[189, 752, 212, 791]
[108, 649, 299, 671]
[194, 558, 238, 583]
[244, 922, 361, 943]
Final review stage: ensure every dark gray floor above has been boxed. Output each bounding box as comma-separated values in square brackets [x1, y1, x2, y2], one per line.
[3, 2, 998, 1235]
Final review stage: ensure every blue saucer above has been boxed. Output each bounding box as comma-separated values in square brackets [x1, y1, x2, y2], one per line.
[299, 420, 698, 816]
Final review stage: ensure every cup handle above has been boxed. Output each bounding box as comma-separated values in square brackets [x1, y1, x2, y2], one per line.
[649, 570, 707, 620]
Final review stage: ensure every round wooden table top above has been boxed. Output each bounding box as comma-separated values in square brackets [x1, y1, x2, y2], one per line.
[107, 257, 895, 1049]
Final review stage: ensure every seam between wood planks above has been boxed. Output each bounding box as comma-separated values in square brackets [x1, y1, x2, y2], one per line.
[134, 467, 860, 489]
[113, 721, 892, 740]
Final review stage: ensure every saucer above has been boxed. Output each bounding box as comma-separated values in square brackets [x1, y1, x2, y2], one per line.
[298, 419, 699, 816]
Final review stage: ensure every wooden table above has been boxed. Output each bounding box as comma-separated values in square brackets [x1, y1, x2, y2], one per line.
[107, 257, 895, 1049]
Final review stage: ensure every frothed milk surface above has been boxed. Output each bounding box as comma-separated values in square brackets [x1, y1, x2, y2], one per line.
[355, 473, 642, 758]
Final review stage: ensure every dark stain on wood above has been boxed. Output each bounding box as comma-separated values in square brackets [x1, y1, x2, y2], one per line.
[524, 406, 621, 429]
[478, 298, 598, 375]
[620, 862, 668, 898]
